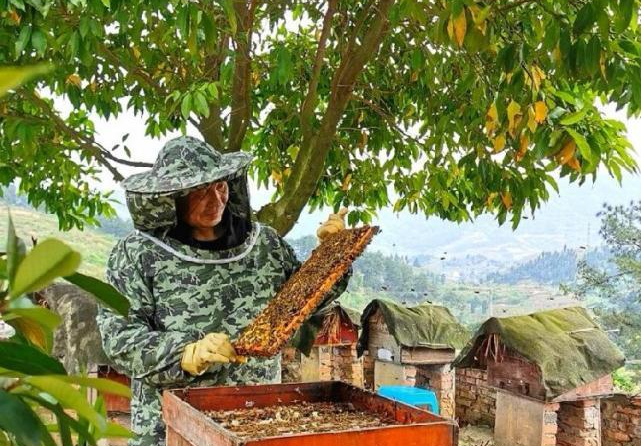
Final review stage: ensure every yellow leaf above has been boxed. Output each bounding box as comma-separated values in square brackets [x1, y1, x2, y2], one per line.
[485, 103, 498, 136]
[493, 134, 506, 152]
[600, 51, 607, 79]
[66, 74, 82, 87]
[283, 167, 291, 179]
[410, 71, 419, 82]
[527, 107, 538, 133]
[530, 65, 545, 91]
[8, 9, 21, 25]
[132, 47, 141, 60]
[516, 133, 529, 162]
[447, 17, 455, 41]
[271, 169, 282, 184]
[506, 100, 522, 138]
[567, 157, 581, 171]
[534, 101, 548, 124]
[555, 139, 577, 165]
[501, 192, 513, 210]
[341, 173, 352, 192]
[359, 130, 369, 147]
[553, 45, 562, 64]
[486, 192, 498, 208]
[453, 9, 467, 47]
[89, 81, 97, 92]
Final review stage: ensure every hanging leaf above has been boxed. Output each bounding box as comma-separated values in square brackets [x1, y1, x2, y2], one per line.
[24, 376, 107, 432]
[555, 139, 577, 165]
[501, 192, 513, 210]
[0, 342, 66, 375]
[11, 239, 81, 298]
[493, 134, 507, 152]
[0, 64, 51, 97]
[452, 9, 467, 47]
[64, 273, 130, 316]
[6, 213, 26, 287]
[534, 101, 548, 123]
[506, 100, 522, 137]
[566, 128, 595, 163]
[0, 390, 42, 446]
[53, 376, 131, 398]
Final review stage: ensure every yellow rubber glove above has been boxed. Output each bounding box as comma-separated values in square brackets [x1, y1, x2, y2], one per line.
[316, 208, 348, 242]
[180, 333, 243, 376]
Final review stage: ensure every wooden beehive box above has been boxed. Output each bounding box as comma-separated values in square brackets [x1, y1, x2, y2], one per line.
[367, 309, 456, 365]
[314, 306, 359, 346]
[163, 382, 457, 446]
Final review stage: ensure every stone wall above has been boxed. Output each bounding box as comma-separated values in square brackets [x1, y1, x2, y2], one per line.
[456, 368, 497, 427]
[417, 364, 456, 419]
[601, 394, 641, 445]
[557, 399, 601, 446]
[317, 345, 363, 386]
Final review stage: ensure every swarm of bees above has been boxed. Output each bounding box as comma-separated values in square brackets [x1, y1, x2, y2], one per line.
[234, 226, 379, 357]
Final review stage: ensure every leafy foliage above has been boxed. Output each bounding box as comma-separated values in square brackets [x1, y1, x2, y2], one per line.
[0, 211, 132, 446]
[1, 0, 639, 234]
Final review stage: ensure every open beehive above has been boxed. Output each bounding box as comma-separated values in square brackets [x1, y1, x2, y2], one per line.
[233, 226, 378, 357]
[162, 382, 458, 446]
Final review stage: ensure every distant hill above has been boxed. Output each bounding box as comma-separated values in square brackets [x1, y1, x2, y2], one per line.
[0, 206, 116, 278]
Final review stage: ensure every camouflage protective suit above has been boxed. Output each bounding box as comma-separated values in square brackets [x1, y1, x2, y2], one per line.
[96, 136, 349, 446]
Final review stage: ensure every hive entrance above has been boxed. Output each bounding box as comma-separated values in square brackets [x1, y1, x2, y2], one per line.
[233, 226, 378, 357]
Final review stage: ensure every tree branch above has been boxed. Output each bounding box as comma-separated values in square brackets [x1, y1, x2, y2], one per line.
[300, 0, 338, 141]
[257, 0, 395, 235]
[227, 0, 259, 153]
[23, 92, 152, 181]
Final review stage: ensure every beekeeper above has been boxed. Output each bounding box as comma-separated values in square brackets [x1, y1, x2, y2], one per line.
[97, 136, 350, 446]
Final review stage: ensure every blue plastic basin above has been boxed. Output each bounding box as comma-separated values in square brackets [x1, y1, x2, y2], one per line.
[377, 385, 440, 415]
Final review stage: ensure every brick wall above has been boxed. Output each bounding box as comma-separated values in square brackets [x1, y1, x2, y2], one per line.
[455, 368, 497, 426]
[281, 346, 301, 383]
[601, 394, 641, 445]
[557, 399, 601, 446]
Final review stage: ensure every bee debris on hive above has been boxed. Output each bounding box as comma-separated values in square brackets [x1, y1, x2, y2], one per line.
[233, 226, 379, 357]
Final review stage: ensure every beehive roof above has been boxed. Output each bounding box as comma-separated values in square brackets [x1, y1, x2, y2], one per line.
[454, 306, 625, 399]
[357, 299, 470, 355]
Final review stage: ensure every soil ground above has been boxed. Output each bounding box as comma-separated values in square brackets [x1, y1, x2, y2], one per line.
[459, 425, 495, 446]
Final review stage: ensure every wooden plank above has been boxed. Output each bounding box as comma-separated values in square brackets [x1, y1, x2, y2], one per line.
[244, 424, 455, 446]
[400, 348, 456, 365]
[494, 391, 545, 446]
[300, 347, 320, 383]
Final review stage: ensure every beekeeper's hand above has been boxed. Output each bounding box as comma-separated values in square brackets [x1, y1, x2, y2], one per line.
[181, 333, 243, 376]
[316, 208, 348, 242]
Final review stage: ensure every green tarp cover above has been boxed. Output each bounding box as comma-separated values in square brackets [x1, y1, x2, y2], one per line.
[316, 302, 361, 327]
[454, 306, 625, 400]
[357, 299, 470, 356]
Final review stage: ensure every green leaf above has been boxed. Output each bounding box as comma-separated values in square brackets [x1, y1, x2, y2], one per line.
[574, 3, 596, 35]
[180, 93, 192, 119]
[0, 342, 66, 375]
[53, 376, 131, 398]
[6, 213, 26, 287]
[64, 272, 130, 316]
[218, 0, 237, 34]
[6, 307, 62, 332]
[31, 29, 47, 57]
[100, 0, 110, 7]
[566, 128, 595, 163]
[0, 63, 51, 95]
[24, 376, 107, 433]
[616, 0, 634, 32]
[103, 422, 134, 438]
[11, 239, 81, 298]
[560, 107, 590, 125]
[14, 25, 32, 59]
[0, 389, 42, 446]
[193, 91, 210, 117]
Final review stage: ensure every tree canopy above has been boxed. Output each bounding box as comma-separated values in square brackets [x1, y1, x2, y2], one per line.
[1, 0, 640, 233]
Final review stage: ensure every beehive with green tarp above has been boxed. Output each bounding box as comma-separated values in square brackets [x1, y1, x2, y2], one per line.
[357, 299, 470, 358]
[454, 306, 625, 401]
